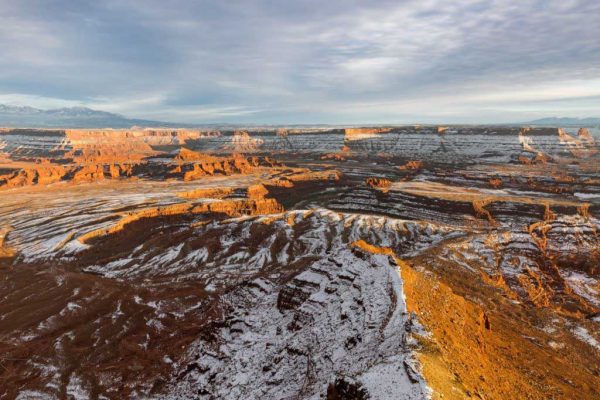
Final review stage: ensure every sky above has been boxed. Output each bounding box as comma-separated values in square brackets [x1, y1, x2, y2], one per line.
[0, 0, 599, 124]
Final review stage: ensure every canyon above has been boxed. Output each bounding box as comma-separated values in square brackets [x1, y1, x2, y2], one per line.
[0, 125, 599, 399]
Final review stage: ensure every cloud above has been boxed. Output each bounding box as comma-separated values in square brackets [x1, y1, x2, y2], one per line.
[0, 0, 598, 123]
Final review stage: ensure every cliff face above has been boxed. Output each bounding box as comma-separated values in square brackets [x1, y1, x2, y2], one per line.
[578, 127, 595, 144]
[0, 163, 137, 188]
[344, 127, 393, 141]
[2, 126, 598, 166]
[178, 153, 278, 181]
[0, 133, 282, 189]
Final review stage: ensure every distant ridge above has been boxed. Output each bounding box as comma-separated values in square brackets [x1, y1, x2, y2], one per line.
[2, 104, 599, 129]
[0, 104, 184, 128]
[524, 117, 600, 127]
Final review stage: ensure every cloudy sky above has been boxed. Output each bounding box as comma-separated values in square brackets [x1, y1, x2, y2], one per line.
[0, 0, 598, 124]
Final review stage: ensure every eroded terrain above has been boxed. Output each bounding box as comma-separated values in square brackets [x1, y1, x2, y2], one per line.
[1, 126, 599, 399]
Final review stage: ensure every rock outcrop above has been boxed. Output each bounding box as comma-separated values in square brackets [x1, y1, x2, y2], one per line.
[365, 177, 392, 190]
[225, 130, 264, 152]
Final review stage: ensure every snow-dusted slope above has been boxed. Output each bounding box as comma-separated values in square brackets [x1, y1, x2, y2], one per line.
[2, 183, 465, 399]
[166, 212, 434, 399]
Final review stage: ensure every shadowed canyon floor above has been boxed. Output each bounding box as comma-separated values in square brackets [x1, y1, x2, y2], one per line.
[0, 126, 599, 399]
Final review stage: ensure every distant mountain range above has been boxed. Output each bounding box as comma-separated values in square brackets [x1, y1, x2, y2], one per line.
[1, 104, 599, 128]
[524, 117, 600, 127]
[0, 104, 182, 128]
